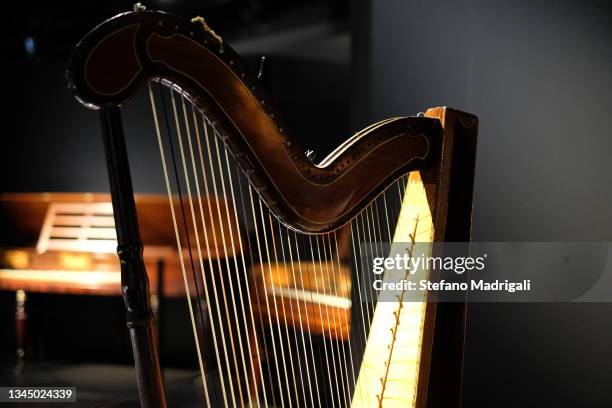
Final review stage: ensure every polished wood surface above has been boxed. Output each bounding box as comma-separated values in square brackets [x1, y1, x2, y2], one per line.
[99, 106, 166, 408]
[67, 9, 449, 232]
[251, 261, 351, 339]
[0, 248, 184, 297]
[0, 192, 238, 255]
[0, 192, 177, 247]
[0, 192, 240, 298]
[418, 107, 479, 408]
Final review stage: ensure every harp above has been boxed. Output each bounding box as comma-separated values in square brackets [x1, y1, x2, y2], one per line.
[66, 7, 478, 408]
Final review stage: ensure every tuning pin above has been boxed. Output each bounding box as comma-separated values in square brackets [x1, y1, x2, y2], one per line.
[133, 2, 146, 11]
[305, 149, 316, 162]
[258, 56, 266, 80]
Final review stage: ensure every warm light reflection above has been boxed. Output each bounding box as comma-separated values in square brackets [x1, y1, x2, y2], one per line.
[253, 261, 352, 298]
[352, 171, 434, 408]
[4, 250, 30, 269]
[58, 252, 93, 270]
[0, 269, 121, 286]
[266, 285, 351, 309]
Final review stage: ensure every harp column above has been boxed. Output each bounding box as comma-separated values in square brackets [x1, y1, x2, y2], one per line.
[99, 107, 167, 408]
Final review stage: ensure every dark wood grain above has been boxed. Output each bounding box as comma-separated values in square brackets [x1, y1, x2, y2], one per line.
[67, 10, 447, 232]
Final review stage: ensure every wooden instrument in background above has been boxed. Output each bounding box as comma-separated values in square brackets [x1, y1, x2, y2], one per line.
[0, 193, 236, 297]
[66, 7, 478, 408]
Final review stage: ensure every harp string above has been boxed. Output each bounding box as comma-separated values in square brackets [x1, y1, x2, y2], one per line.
[147, 83, 212, 407]
[182, 91, 241, 407]
[249, 185, 287, 407]
[262, 174, 426, 404]
[299, 232, 329, 405]
[170, 89, 224, 406]
[274, 219, 308, 407]
[367, 205, 384, 339]
[319, 234, 344, 407]
[325, 233, 351, 405]
[165, 84, 228, 406]
[266, 212, 300, 407]
[380, 196, 393, 243]
[366, 206, 379, 258]
[210, 121, 255, 406]
[333, 231, 357, 399]
[172, 87, 240, 406]
[182, 97, 236, 407]
[221, 141, 267, 406]
[292, 230, 322, 406]
[153, 80, 431, 407]
[313, 235, 331, 405]
[363, 207, 379, 306]
[349, 222, 372, 405]
[322, 234, 350, 406]
[206, 104, 267, 405]
[397, 177, 405, 204]
[382, 185, 398, 244]
[363, 210, 378, 317]
[284, 226, 317, 407]
[199, 111, 245, 406]
[317, 234, 343, 407]
[371, 204, 386, 258]
[357, 215, 376, 321]
[235, 169, 276, 408]
[191, 105, 244, 407]
[191, 108, 230, 406]
[258, 196, 293, 408]
[306, 234, 334, 408]
[348, 252, 362, 405]
[362, 207, 379, 405]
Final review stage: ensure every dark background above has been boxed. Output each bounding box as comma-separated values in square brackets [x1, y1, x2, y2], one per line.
[353, 1, 612, 406]
[1, 0, 612, 406]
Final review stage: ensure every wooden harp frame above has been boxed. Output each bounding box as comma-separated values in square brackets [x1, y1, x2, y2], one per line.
[67, 8, 478, 408]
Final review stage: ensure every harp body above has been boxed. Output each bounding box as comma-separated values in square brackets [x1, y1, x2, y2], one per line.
[67, 8, 478, 408]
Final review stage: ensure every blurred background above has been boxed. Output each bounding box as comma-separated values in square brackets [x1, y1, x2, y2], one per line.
[1, 0, 611, 406]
